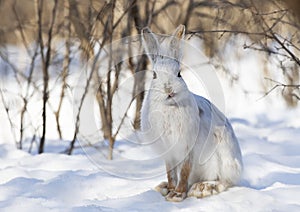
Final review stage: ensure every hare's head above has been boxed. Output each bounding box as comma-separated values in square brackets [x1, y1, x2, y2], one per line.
[142, 25, 189, 105]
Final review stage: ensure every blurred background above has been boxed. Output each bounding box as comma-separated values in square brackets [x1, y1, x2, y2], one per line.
[0, 0, 299, 159]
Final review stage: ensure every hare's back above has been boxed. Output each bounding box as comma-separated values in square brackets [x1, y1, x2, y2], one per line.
[193, 94, 227, 127]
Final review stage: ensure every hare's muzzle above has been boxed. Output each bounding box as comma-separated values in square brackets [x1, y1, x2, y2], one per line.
[168, 92, 175, 98]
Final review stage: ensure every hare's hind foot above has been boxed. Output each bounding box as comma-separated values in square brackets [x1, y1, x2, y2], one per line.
[155, 182, 187, 202]
[154, 181, 170, 196]
[187, 181, 228, 198]
[166, 190, 187, 202]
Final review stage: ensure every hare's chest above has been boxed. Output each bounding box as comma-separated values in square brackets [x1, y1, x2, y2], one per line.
[150, 105, 188, 138]
[149, 104, 199, 158]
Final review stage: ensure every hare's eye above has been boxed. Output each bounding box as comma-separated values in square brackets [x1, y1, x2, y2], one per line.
[177, 72, 181, 78]
[153, 71, 157, 79]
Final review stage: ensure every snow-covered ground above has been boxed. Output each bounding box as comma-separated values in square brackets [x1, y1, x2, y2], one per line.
[1, 111, 300, 211]
[1, 37, 300, 211]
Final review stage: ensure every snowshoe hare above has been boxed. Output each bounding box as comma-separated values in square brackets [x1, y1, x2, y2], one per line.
[141, 25, 243, 202]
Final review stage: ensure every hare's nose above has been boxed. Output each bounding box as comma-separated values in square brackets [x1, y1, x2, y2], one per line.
[164, 86, 173, 94]
[168, 91, 175, 98]
[165, 88, 175, 98]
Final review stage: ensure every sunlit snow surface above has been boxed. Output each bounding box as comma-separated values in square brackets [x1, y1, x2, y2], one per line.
[0, 117, 300, 211]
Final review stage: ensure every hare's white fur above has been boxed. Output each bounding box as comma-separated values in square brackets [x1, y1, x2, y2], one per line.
[141, 25, 243, 201]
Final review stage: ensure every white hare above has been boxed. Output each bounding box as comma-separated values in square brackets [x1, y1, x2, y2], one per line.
[140, 25, 243, 202]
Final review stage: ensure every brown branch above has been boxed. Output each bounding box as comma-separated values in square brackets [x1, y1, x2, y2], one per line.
[55, 3, 71, 140]
[96, 80, 109, 140]
[19, 43, 39, 150]
[38, 0, 59, 154]
[188, 29, 271, 37]
[112, 0, 136, 31]
[105, 0, 116, 160]
[68, 20, 112, 155]
[249, 0, 300, 66]
[265, 77, 300, 89]
[272, 34, 300, 66]
[258, 77, 300, 100]
[67, 0, 117, 155]
[291, 93, 300, 100]
[113, 96, 135, 140]
[243, 43, 290, 58]
[0, 89, 18, 148]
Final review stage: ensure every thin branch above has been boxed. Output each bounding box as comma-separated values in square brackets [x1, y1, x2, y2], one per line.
[113, 96, 135, 140]
[258, 77, 300, 100]
[188, 29, 271, 37]
[265, 77, 300, 88]
[249, 0, 300, 66]
[0, 89, 18, 147]
[37, 0, 59, 154]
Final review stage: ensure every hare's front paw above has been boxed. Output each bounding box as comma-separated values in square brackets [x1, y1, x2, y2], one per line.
[165, 191, 187, 202]
[187, 181, 227, 198]
[154, 181, 170, 196]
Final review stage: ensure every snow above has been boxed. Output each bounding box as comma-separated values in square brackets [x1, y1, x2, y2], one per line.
[1, 37, 300, 211]
[1, 110, 300, 211]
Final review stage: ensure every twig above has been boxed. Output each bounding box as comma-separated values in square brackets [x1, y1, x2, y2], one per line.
[37, 0, 59, 154]
[113, 96, 135, 140]
[0, 89, 18, 147]
[249, 0, 300, 66]
[188, 29, 271, 38]
[258, 77, 300, 100]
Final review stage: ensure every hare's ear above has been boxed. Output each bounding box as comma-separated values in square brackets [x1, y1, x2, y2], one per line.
[141, 27, 160, 63]
[172, 24, 185, 40]
[170, 25, 185, 60]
